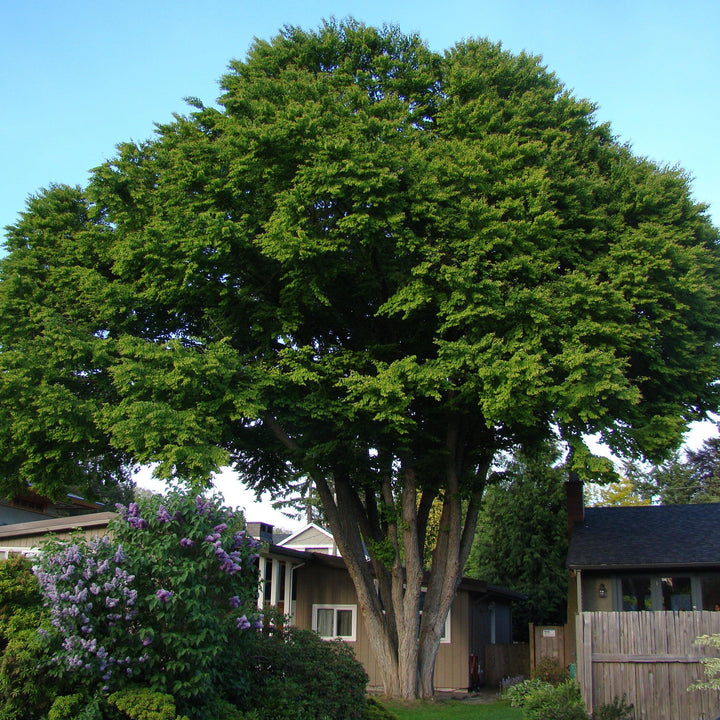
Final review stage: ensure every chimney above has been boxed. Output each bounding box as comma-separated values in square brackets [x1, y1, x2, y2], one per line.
[246, 521, 274, 544]
[565, 475, 584, 538]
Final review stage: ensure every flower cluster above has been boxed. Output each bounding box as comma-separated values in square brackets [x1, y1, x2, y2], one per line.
[116, 502, 149, 530]
[33, 536, 142, 686]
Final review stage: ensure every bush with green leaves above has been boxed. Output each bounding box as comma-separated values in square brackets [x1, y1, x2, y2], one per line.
[0, 555, 57, 720]
[33, 489, 261, 720]
[227, 625, 369, 720]
[361, 698, 398, 720]
[503, 678, 554, 708]
[531, 656, 569, 685]
[521, 680, 588, 720]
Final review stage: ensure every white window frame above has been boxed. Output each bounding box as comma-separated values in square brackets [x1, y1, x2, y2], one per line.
[312, 604, 357, 641]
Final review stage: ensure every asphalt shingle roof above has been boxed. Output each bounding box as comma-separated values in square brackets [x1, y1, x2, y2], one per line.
[567, 503, 720, 570]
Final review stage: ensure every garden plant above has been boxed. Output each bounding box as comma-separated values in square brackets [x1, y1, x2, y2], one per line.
[0, 489, 370, 720]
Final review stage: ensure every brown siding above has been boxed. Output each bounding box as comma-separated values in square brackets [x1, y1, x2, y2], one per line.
[294, 562, 472, 690]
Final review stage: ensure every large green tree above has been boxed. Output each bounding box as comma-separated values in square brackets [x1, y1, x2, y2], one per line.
[2, 21, 719, 698]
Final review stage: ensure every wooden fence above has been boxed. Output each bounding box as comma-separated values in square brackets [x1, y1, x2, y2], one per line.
[484, 643, 530, 687]
[530, 624, 567, 672]
[576, 611, 720, 720]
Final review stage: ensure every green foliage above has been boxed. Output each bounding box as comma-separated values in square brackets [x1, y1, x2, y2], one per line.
[362, 698, 399, 720]
[47, 694, 103, 720]
[689, 632, 720, 691]
[107, 688, 190, 720]
[0, 557, 55, 720]
[227, 626, 368, 720]
[521, 680, 587, 720]
[530, 656, 569, 685]
[626, 435, 720, 505]
[33, 490, 260, 720]
[2, 17, 720, 697]
[504, 679, 553, 708]
[467, 444, 569, 638]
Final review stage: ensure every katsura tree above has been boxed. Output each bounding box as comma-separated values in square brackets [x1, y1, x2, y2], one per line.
[2, 20, 720, 698]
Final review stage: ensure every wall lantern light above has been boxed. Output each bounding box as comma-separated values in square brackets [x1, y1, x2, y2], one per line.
[598, 583, 607, 599]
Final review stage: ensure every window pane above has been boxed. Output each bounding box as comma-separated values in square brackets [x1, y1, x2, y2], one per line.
[701, 575, 720, 610]
[316, 608, 334, 637]
[621, 577, 652, 611]
[336, 609, 353, 637]
[661, 577, 692, 611]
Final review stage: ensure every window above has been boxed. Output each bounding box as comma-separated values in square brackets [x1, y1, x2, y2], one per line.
[621, 576, 653, 611]
[661, 576, 692, 611]
[312, 604, 357, 641]
[418, 591, 451, 643]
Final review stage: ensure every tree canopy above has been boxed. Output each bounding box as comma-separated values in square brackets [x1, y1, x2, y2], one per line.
[2, 20, 719, 697]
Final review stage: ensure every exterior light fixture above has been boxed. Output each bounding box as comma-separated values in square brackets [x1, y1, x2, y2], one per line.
[598, 583, 607, 599]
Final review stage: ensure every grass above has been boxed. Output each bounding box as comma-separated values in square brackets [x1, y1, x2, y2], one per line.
[382, 698, 522, 720]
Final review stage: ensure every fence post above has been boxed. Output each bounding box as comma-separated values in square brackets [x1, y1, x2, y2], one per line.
[575, 612, 593, 713]
[529, 622, 535, 672]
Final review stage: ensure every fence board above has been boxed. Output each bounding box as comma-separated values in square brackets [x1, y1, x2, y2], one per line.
[576, 612, 720, 720]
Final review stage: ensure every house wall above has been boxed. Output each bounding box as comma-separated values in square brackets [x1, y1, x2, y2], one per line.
[282, 526, 335, 553]
[293, 562, 473, 690]
[581, 575, 614, 612]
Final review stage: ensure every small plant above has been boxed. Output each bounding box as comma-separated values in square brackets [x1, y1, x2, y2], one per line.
[531, 656, 569, 685]
[503, 678, 553, 707]
[522, 679, 588, 720]
[362, 697, 399, 720]
[500, 674, 526, 693]
[108, 687, 190, 719]
[592, 695, 634, 720]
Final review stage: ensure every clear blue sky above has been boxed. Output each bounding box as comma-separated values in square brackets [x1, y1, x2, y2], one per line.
[1, 0, 718, 244]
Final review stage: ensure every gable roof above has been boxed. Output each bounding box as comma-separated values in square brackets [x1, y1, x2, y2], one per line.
[567, 503, 720, 571]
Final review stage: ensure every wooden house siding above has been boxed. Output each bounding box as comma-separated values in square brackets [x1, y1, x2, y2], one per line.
[293, 561, 473, 690]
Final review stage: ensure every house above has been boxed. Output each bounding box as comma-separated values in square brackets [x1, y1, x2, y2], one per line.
[0, 512, 525, 691]
[255, 522, 525, 690]
[0, 511, 116, 560]
[565, 481, 720, 719]
[566, 480, 720, 615]
[0, 489, 104, 527]
[275, 522, 340, 556]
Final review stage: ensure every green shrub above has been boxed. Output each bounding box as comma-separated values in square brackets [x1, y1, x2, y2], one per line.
[47, 694, 103, 720]
[592, 695, 634, 720]
[0, 556, 55, 720]
[362, 698, 398, 720]
[522, 679, 588, 720]
[531, 656, 569, 685]
[108, 687, 190, 719]
[33, 490, 261, 720]
[503, 678, 553, 707]
[228, 626, 368, 720]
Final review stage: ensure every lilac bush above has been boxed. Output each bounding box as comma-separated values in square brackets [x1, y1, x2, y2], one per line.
[33, 489, 262, 719]
[33, 535, 142, 689]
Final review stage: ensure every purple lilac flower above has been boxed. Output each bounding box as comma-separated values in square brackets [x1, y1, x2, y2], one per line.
[156, 589, 173, 604]
[213, 523, 228, 533]
[236, 615, 251, 630]
[254, 614, 264, 630]
[195, 495, 212, 515]
[229, 595, 241, 608]
[157, 504, 173, 524]
[142, 635, 153, 647]
[180, 537, 194, 549]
